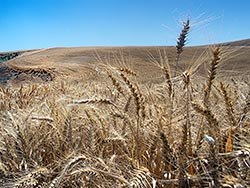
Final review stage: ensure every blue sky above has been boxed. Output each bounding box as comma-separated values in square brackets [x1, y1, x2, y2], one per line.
[0, 0, 249, 51]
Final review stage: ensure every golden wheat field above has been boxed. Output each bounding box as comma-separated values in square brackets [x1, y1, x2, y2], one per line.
[0, 21, 250, 188]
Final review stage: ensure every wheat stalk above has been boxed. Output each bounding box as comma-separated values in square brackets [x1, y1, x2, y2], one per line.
[49, 155, 86, 188]
[159, 132, 176, 176]
[175, 19, 190, 75]
[118, 67, 137, 76]
[108, 72, 125, 95]
[191, 102, 219, 139]
[120, 73, 142, 117]
[204, 47, 221, 108]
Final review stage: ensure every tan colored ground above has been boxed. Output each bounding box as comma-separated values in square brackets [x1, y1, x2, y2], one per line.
[3, 43, 250, 84]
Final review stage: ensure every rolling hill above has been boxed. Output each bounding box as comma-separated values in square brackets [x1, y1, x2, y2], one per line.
[1, 39, 250, 84]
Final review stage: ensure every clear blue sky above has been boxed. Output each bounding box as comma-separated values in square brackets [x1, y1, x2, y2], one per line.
[0, 0, 249, 52]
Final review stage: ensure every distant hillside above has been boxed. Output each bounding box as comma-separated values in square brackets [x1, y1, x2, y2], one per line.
[1, 39, 250, 84]
[219, 39, 250, 46]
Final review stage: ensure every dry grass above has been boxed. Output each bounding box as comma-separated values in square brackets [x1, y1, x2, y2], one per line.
[0, 21, 250, 188]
